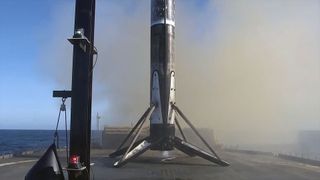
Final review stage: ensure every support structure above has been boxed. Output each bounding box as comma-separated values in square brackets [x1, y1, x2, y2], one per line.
[110, 0, 229, 168]
[68, 0, 96, 179]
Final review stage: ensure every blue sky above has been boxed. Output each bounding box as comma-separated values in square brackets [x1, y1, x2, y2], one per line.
[0, 1, 61, 129]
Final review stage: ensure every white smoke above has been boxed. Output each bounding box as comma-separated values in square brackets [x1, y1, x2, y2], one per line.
[40, 0, 320, 145]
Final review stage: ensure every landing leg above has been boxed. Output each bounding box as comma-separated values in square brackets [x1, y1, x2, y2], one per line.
[114, 139, 153, 167]
[112, 106, 155, 154]
[109, 138, 147, 158]
[174, 137, 229, 166]
[172, 104, 229, 166]
[173, 104, 220, 159]
[175, 118, 187, 141]
[111, 106, 155, 167]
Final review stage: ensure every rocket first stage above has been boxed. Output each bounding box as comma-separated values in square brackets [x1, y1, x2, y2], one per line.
[110, 0, 229, 168]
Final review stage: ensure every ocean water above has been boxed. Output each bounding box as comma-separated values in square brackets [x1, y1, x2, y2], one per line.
[0, 130, 101, 155]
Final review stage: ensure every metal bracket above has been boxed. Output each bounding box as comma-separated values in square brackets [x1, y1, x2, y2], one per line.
[68, 28, 97, 54]
[53, 90, 72, 98]
[63, 163, 94, 172]
[63, 167, 86, 171]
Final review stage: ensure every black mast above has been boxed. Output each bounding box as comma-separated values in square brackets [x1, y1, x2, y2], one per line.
[69, 0, 96, 179]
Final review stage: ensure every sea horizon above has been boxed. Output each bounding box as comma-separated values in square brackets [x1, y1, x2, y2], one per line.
[0, 129, 101, 155]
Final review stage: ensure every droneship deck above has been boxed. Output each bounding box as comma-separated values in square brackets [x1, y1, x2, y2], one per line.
[1, 149, 320, 180]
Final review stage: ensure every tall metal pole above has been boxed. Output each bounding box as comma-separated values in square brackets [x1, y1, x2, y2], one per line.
[69, 0, 95, 179]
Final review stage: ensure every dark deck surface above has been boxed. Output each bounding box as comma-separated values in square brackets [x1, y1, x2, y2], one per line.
[1, 149, 320, 180]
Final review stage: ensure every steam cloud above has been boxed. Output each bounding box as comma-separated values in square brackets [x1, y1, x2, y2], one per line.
[40, 0, 320, 146]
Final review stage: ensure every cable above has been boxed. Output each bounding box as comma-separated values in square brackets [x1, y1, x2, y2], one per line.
[53, 98, 69, 164]
[53, 101, 63, 147]
[89, 48, 99, 76]
[64, 100, 69, 163]
[92, 48, 98, 70]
